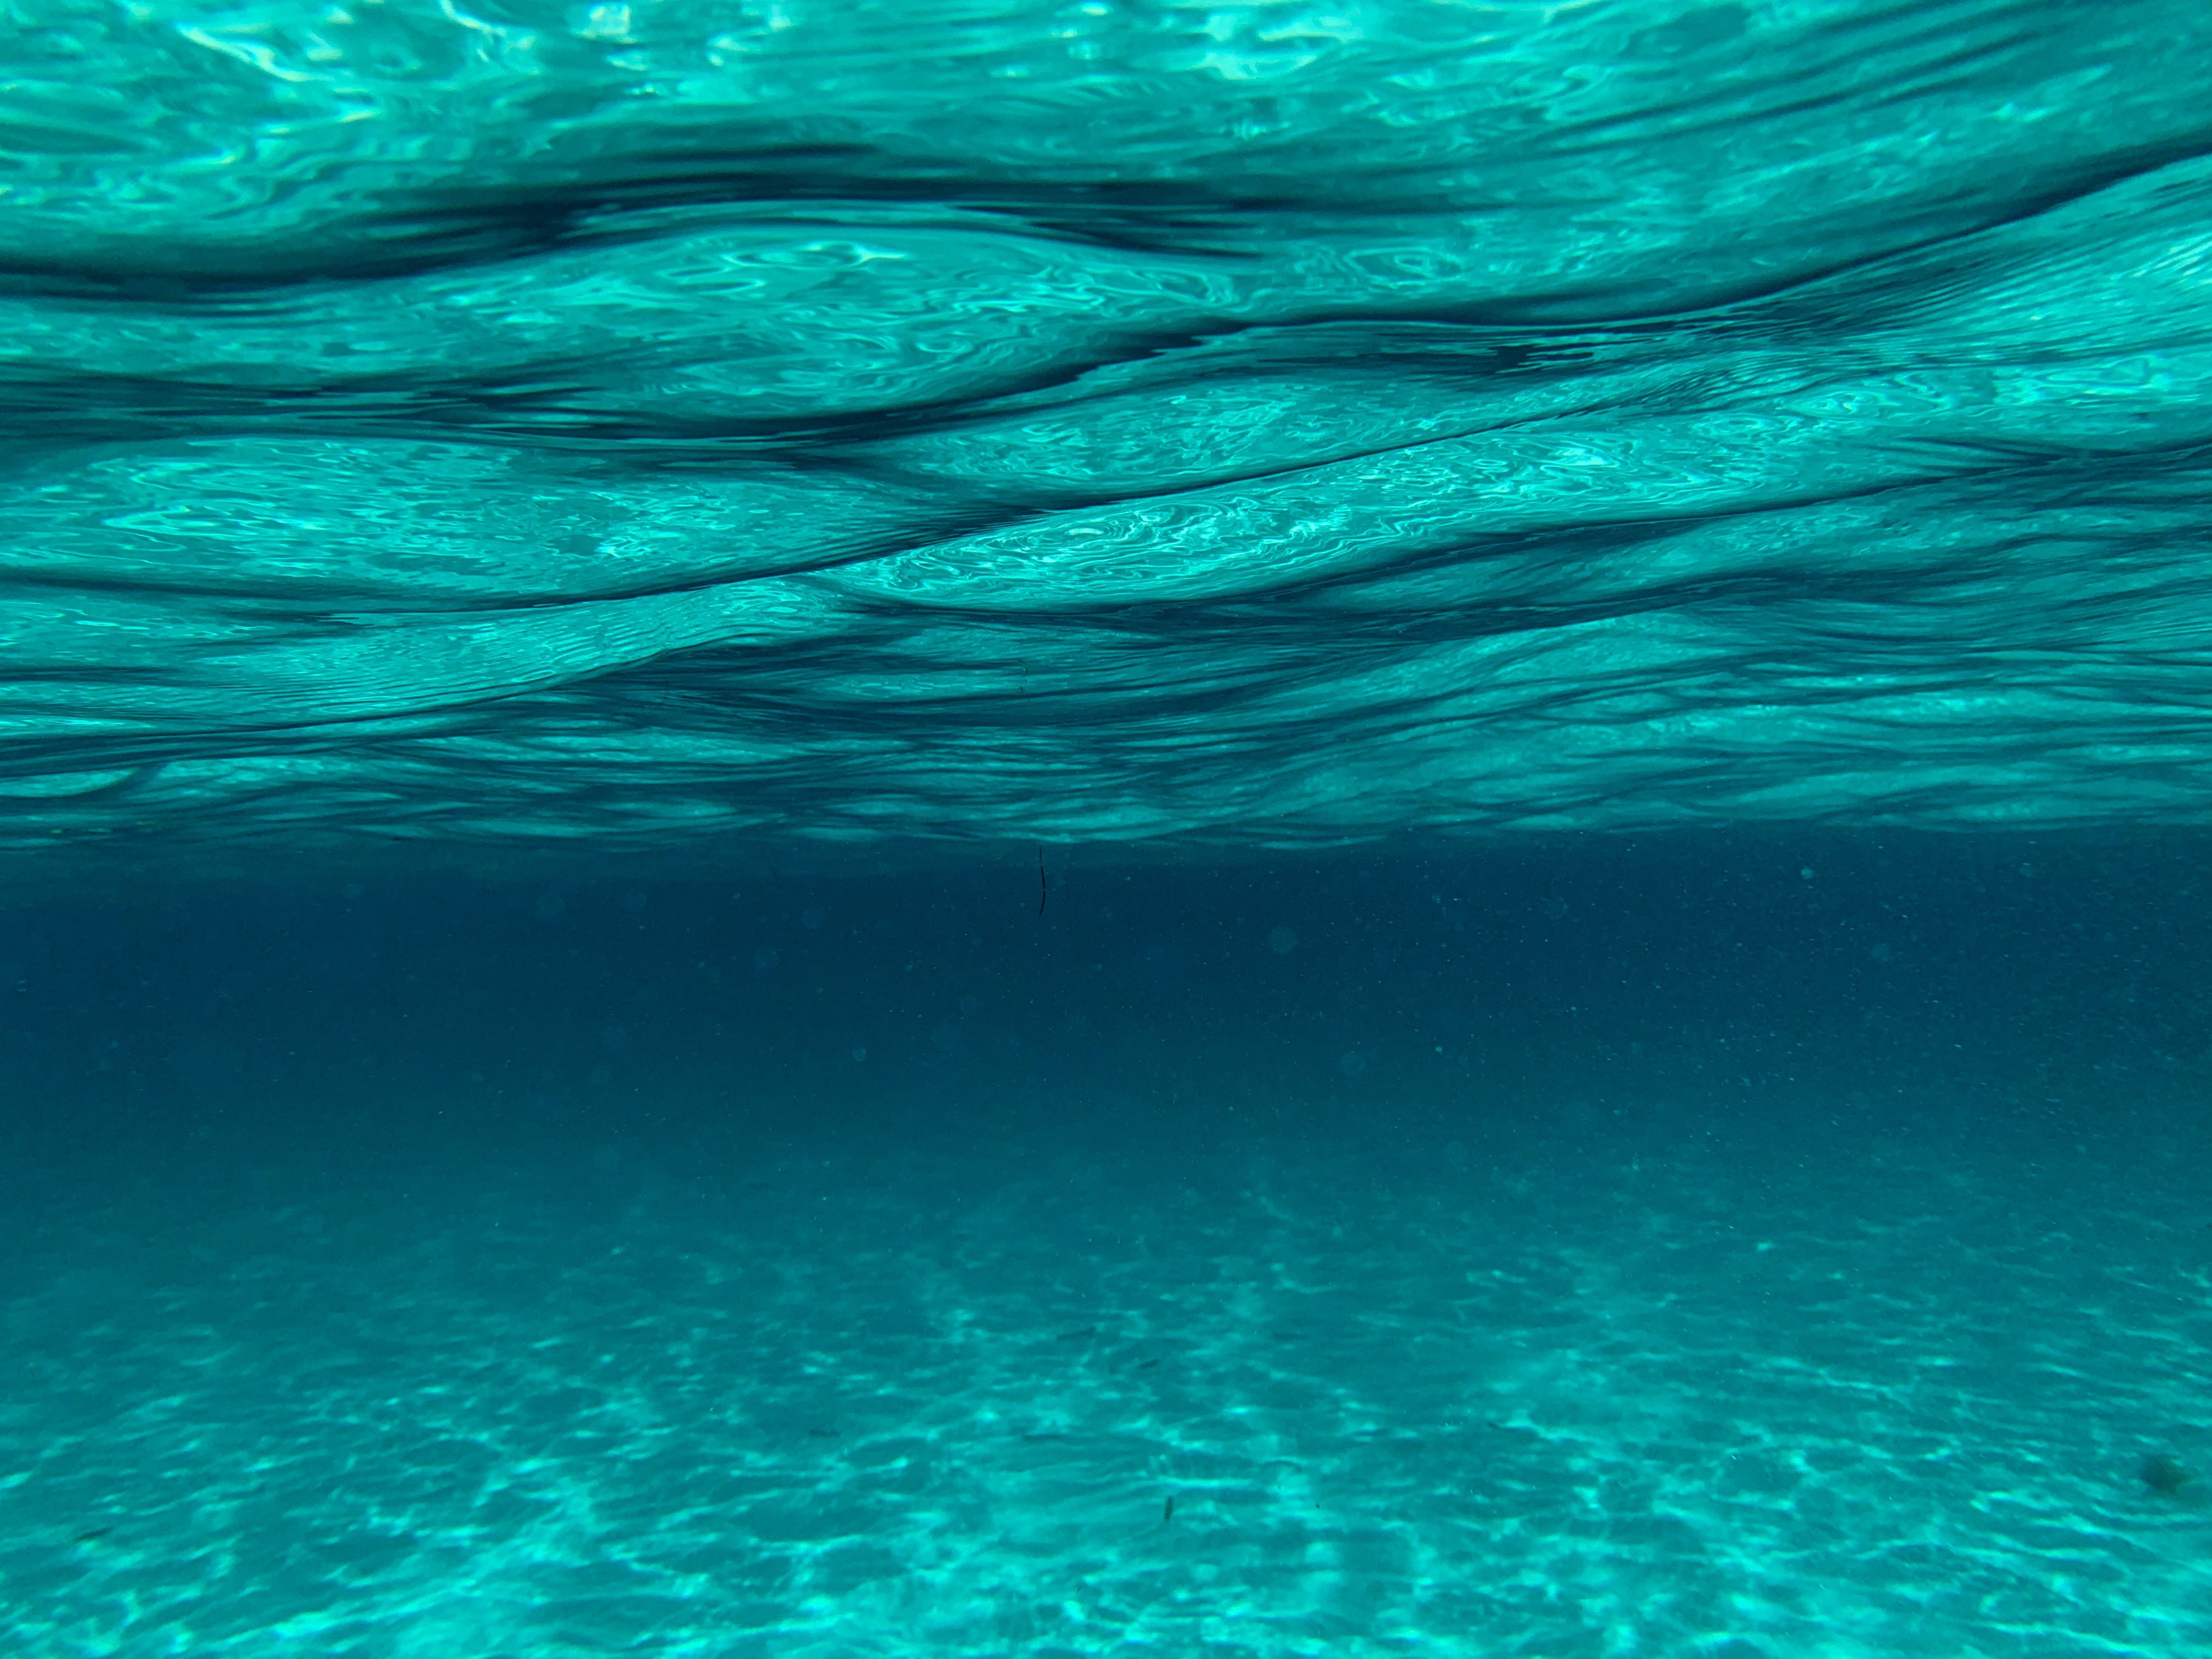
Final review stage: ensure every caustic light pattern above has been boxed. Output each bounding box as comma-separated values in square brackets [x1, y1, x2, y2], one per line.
[4, 0, 2211, 849]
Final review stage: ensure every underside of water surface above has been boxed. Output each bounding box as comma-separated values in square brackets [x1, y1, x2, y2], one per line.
[5, 0, 2212, 853]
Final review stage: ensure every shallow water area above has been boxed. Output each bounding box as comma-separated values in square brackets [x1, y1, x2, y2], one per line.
[9, 1088, 2212, 1658]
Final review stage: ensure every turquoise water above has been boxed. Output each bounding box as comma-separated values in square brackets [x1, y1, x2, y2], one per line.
[13, 1121, 2212, 1658]
[5, 0, 2212, 848]
[8, 6, 2212, 1655]
[7, 854, 2212, 1655]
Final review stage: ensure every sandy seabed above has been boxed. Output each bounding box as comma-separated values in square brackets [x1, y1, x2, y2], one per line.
[5, 1107, 2210, 1658]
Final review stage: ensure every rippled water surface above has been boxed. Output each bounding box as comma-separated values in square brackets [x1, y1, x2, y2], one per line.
[7, 0, 2212, 849]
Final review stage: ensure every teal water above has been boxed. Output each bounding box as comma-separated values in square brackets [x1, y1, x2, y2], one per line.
[13, 1121, 2212, 1658]
[6, 0, 2212, 848]
[7, 850, 2212, 1655]
[8, 7, 2212, 1656]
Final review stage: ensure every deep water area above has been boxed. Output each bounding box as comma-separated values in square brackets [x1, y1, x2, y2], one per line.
[8, 836, 2212, 1656]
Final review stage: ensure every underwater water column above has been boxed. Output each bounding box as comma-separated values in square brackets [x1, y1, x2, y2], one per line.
[5, 3, 2212, 1657]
